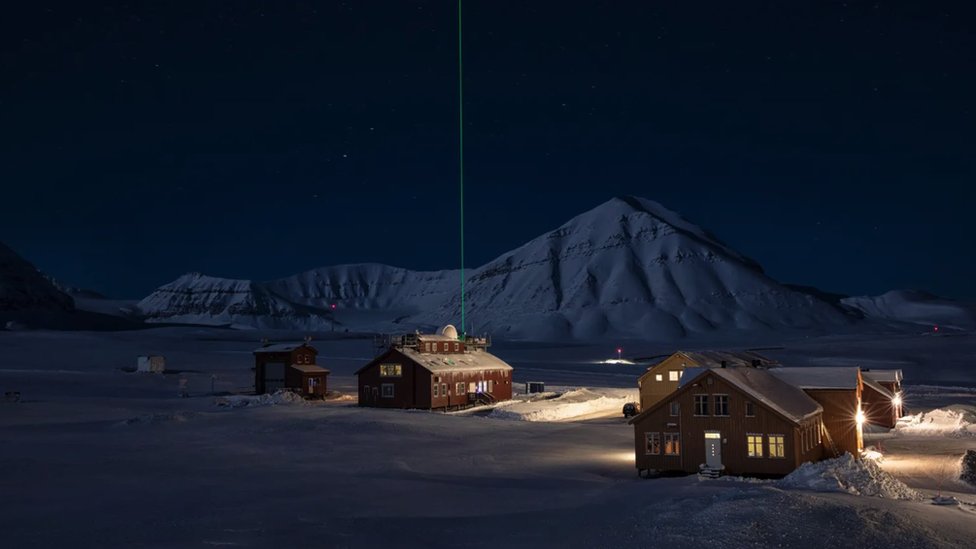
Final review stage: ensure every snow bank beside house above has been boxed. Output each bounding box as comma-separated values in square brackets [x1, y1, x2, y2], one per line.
[896, 406, 976, 436]
[778, 454, 922, 500]
[487, 388, 635, 422]
[214, 390, 309, 408]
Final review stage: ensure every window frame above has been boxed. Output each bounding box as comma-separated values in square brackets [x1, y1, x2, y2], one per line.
[655, 373, 663, 382]
[693, 394, 709, 416]
[768, 434, 786, 459]
[380, 383, 394, 398]
[456, 382, 466, 395]
[714, 394, 730, 416]
[379, 363, 402, 377]
[669, 401, 680, 417]
[668, 370, 680, 382]
[663, 433, 681, 456]
[746, 433, 764, 458]
[645, 432, 661, 455]
[745, 400, 756, 417]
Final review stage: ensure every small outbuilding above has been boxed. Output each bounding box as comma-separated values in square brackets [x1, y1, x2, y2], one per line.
[768, 367, 864, 456]
[357, 325, 513, 410]
[253, 340, 330, 398]
[136, 355, 166, 373]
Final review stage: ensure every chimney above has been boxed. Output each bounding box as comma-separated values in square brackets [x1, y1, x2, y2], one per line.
[751, 359, 761, 367]
[261, 337, 269, 347]
[720, 360, 727, 368]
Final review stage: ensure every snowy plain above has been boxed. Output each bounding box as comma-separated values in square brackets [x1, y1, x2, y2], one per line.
[1, 327, 975, 548]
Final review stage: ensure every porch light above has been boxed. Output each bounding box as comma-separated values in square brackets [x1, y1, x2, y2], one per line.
[892, 393, 902, 407]
[855, 409, 865, 426]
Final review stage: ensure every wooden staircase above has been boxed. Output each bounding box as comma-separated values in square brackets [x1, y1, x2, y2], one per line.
[698, 465, 725, 479]
[821, 420, 841, 458]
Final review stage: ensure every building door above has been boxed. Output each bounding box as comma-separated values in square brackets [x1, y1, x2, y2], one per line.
[264, 363, 285, 392]
[704, 431, 722, 468]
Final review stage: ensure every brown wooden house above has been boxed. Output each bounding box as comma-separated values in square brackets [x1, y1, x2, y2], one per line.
[253, 341, 330, 398]
[637, 350, 777, 411]
[768, 367, 863, 456]
[862, 369, 904, 428]
[629, 367, 824, 477]
[356, 325, 513, 410]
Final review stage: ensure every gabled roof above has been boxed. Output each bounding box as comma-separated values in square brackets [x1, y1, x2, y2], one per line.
[356, 346, 513, 375]
[768, 367, 860, 390]
[254, 343, 317, 354]
[399, 346, 513, 373]
[289, 364, 330, 374]
[678, 350, 777, 368]
[861, 369, 903, 384]
[861, 375, 892, 398]
[645, 366, 821, 425]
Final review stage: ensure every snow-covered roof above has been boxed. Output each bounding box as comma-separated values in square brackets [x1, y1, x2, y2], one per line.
[254, 343, 316, 353]
[678, 350, 777, 368]
[861, 375, 892, 398]
[679, 367, 822, 423]
[768, 367, 860, 390]
[289, 364, 330, 374]
[399, 346, 513, 373]
[861, 369, 903, 384]
[416, 334, 461, 343]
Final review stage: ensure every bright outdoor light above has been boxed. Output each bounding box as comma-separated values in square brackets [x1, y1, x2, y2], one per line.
[855, 409, 865, 426]
[892, 393, 902, 407]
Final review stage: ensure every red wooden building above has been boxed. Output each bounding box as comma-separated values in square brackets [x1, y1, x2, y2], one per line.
[768, 367, 864, 456]
[629, 367, 824, 477]
[862, 369, 904, 428]
[356, 325, 513, 410]
[253, 341, 330, 398]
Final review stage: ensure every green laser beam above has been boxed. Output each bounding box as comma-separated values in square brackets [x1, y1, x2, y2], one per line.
[458, 0, 465, 339]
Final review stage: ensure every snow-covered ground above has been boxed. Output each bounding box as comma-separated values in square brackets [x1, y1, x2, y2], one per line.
[1, 328, 975, 547]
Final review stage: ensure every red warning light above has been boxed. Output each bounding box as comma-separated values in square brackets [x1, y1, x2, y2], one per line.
[934, 325, 939, 332]
[330, 303, 337, 310]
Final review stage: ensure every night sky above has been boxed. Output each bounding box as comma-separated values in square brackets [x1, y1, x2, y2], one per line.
[2, 2, 973, 299]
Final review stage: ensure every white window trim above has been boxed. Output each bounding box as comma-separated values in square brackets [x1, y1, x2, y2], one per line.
[668, 370, 680, 382]
[655, 373, 664, 382]
[768, 434, 786, 459]
[713, 394, 730, 417]
[645, 432, 661, 455]
[669, 401, 680, 417]
[746, 432, 764, 458]
[664, 432, 681, 456]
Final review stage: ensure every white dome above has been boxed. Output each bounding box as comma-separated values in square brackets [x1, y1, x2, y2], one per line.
[439, 324, 459, 339]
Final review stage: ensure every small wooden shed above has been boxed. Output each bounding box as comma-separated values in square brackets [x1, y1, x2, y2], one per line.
[253, 341, 329, 398]
[136, 355, 166, 373]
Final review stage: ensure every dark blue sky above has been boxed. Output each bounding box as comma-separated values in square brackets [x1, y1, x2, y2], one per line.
[1, 1, 973, 299]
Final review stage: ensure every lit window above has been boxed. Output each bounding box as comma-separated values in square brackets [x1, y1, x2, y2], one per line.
[694, 394, 709, 416]
[747, 434, 764, 458]
[669, 370, 680, 382]
[456, 382, 465, 395]
[379, 364, 402, 377]
[487, 380, 494, 392]
[645, 432, 661, 455]
[745, 401, 755, 417]
[768, 434, 785, 458]
[714, 395, 729, 416]
[669, 401, 680, 416]
[426, 342, 432, 352]
[664, 433, 681, 455]
[655, 374, 663, 382]
[381, 384, 394, 398]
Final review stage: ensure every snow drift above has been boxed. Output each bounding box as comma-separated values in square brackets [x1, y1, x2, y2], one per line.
[841, 290, 976, 331]
[486, 388, 635, 422]
[778, 454, 922, 500]
[895, 406, 976, 437]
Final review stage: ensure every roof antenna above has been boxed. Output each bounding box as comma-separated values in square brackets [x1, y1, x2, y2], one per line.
[457, 0, 466, 341]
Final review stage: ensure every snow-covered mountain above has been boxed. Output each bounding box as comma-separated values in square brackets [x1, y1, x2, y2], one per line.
[423, 196, 853, 339]
[0, 241, 74, 312]
[841, 290, 976, 331]
[137, 197, 860, 339]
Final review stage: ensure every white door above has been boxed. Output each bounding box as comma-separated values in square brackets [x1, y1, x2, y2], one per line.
[704, 431, 722, 468]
